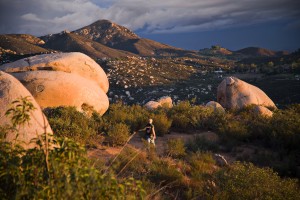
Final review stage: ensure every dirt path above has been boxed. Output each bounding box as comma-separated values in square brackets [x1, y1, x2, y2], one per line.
[88, 131, 220, 161]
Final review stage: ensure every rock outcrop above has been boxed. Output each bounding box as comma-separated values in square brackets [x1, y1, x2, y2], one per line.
[0, 71, 53, 148]
[217, 77, 276, 110]
[1, 52, 109, 115]
[144, 96, 173, 110]
[205, 101, 225, 113]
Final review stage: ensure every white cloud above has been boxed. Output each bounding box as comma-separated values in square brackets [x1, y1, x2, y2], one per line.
[0, 0, 299, 36]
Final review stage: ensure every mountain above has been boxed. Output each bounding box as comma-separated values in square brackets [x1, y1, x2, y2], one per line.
[73, 19, 196, 57]
[235, 47, 289, 57]
[0, 34, 49, 55]
[40, 31, 135, 59]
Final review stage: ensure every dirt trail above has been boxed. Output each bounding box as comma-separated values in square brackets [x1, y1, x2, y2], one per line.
[88, 131, 220, 161]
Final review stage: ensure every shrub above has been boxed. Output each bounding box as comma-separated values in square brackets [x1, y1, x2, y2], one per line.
[218, 120, 249, 141]
[186, 136, 219, 152]
[165, 138, 186, 158]
[107, 123, 130, 146]
[44, 107, 99, 145]
[104, 102, 149, 132]
[213, 162, 300, 200]
[152, 112, 172, 136]
[0, 137, 145, 199]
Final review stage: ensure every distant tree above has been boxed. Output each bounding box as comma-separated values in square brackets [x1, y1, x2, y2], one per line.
[211, 45, 221, 50]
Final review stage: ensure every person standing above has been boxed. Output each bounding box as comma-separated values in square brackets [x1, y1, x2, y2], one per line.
[144, 118, 156, 146]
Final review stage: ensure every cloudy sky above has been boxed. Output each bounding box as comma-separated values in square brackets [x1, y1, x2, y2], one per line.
[0, 0, 299, 51]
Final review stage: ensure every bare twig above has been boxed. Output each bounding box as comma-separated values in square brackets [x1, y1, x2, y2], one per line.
[105, 131, 137, 173]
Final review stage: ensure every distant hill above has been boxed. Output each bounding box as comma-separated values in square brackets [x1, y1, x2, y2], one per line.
[40, 31, 135, 59]
[199, 46, 233, 56]
[73, 20, 196, 57]
[235, 47, 289, 57]
[0, 34, 49, 54]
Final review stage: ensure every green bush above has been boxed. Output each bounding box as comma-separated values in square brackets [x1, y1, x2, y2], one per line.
[0, 137, 145, 199]
[165, 138, 186, 158]
[152, 112, 172, 136]
[104, 102, 149, 132]
[213, 162, 300, 200]
[107, 123, 131, 146]
[44, 107, 99, 145]
[186, 136, 219, 152]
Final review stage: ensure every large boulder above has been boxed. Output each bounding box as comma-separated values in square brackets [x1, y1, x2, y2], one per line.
[144, 101, 161, 110]
[13, 71, 109, 115]
[1, 52, 109, 93]
[0, 71, 53, 148]
[157, 96, 173, 108]
[217, 77, 276, 109]
[205, 101, 225, 113]
[144, 96, 173, 110]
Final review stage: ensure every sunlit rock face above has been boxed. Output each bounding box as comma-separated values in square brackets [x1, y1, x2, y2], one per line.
[1, 52, 109, 115]
[13, 71, 109, 115]
[144, 96, 173, 110]
[1, 52, 109, 93]
[0, 71, 53, 148]
[217, 77, 276, 110]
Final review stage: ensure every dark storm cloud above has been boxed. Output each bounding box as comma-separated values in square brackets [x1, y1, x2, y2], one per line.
[0, 0, 299, 36]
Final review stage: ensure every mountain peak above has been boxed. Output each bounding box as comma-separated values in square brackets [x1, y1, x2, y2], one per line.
[73, 19, 139, 46]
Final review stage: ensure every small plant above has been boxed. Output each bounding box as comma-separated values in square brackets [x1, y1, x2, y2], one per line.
[107, 123, 130, 146]
[5, 96, 36, 128]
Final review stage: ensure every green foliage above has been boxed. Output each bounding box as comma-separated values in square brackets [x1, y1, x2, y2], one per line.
[165, 138, 186, 158]
[107, 123, 130, 146]
[213, 162, 300, 200]
[103, 102, 149, 132]
[0, 137, 145, 199]
[151, 111, 172, 136]
[44, 107, 100, 145]
[5, 96, 36, 128]
[186, 136, 219, 152]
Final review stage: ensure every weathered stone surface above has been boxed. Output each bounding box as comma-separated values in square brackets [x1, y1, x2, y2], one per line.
[1, 52, 109, 93]
[217, 77, 276, 109]
[157, 96, 173, 108]
[0, 71, 53, 148]
[253, 105, 273, 117]
[205, 101, 225, 113]
[144, 101, 161, 110]
[13, 71, 109, 115]
[144, 96, 173, 110]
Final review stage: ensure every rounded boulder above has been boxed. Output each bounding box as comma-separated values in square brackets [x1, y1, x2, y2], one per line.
[1, 52, 109, 93]
[0, 71, 53, 148]
[217, 76, 276, 110]
[13, 71, 109, 115]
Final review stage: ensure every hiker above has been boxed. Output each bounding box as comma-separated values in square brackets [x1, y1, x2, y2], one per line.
[141, 118, 156, 146]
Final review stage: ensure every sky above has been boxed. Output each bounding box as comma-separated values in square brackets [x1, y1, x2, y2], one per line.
[0, 0, 300, 51]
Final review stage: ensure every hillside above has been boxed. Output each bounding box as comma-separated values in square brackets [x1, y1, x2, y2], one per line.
[40, 31, 136, 59]
[0, 34, 49, 55]
[73, 19, 197, 57]
[235, 47, 289, 57]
